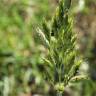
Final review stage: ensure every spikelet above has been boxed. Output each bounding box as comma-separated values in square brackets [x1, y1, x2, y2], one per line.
[37, 0, 82, 95]
[36, 28, 49, 49]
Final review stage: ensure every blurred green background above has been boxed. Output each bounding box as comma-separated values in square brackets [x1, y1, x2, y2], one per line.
[0, 0, 96, 96]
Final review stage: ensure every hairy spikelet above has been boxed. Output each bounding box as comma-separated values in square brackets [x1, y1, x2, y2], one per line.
[37, 0, 82, 95]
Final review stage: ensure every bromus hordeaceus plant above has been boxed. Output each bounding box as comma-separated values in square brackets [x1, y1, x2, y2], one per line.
[36, 0, 83, 96]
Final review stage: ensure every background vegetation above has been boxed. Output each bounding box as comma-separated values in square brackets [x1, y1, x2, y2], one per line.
[0, 0, 96, 96]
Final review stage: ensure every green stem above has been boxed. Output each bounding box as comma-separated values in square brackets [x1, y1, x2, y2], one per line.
[56, 91, 62, 96]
